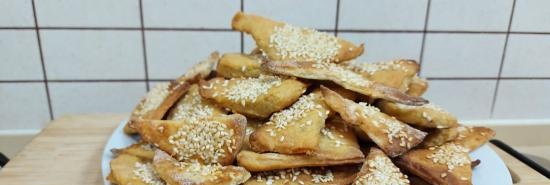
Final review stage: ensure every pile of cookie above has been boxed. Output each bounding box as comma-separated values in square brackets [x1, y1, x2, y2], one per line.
[108, 12, 495, 185]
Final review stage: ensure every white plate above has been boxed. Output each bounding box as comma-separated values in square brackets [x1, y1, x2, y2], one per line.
[101, 121, 513, 185]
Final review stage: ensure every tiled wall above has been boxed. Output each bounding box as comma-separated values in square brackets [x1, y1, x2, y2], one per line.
[1, 0, 549, 131]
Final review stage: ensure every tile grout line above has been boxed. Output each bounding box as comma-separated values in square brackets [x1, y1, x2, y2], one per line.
[138, 0, 150, 91]
[490, 0, 517, 118]
[334, 0, 340, 37]
[240, 0, 244, 53]
[31, 0, 54, 120]
[3, 76, 550, 84]
[0, 79, 148, 83]
[3, 26, 550, 35]
[417, 0, 431, 77]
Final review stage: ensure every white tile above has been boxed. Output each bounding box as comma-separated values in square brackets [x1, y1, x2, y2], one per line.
[0, 0, 34, 27]
[148, 81, 170, 90]
[49, 82, 146, 117]
[339, 0, 428, 30]
[40, 30, 145, 80]
[424, 80, 496, 120]
[143, 0, 239, 28]
[502, 34, 550, 77]
[146, 31, 240, 79]
[0, 83, 50, 130]
[493, 80, 550, 119]
[243, 34, 256, 54]
[511, 0, 550, 32]
[421, 33, 505, 77]
[428, 0, 514, 31]
[244, 0, 336, 30]
[338, 33, 422, 62]
[0, 30, 43, 80]
[34, 0, 140, 27]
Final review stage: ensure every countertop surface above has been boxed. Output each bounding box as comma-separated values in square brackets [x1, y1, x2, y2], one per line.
[0, 114, 548, 185]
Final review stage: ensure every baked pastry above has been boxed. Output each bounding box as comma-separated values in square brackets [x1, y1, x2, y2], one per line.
[199, 75, 308, 118]
[124, 81, 192, 135]
[347, 60, 419, 92]
[418, 127, 459, 148]
[232, 12, 364, 63]
[319, 81, 359, 102]
[396, 143, 473, 185]
[321, 86, 427, 157]
[453, 126, 495, 152]
[217, 53, 263, 78]
[153, 150, 251, 185]
[136, 114, 247, 165]
[248, 90, 330, 154]
[244, 166, 359, 185]
[237, 116, 364, 171]
[263, 60, 428, 106]
[408, 175, 431, 185]
[406, 76, 428, 97]
[111, 143, 156, 162]
[109, 11, 498, 185]
[354, 147, 410, 185]
[124, 52, 218, 134]
[166, 84, 226, 121]
[377, 101, 458, 129]
[107, 154, 164, 185]
[242, 118, 264, 151]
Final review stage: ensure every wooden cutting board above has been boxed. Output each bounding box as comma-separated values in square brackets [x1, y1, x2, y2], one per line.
[0, 114, 548, 185]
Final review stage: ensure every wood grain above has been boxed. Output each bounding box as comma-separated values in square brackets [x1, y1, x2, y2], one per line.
[0, 114, 127, 185]
[0, 114, 548, 185]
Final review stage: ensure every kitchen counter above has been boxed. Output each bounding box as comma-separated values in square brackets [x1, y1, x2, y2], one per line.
[0, 114, 548, 185]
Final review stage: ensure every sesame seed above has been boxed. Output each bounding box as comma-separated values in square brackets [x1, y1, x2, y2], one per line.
[266, 93, 321, 132]
[457, 126, 474, 139]
[202, 83, 214, 89]
[421, 112, 432, 122]
[351, 60, 409, 76]
[396, 102, 449, 114]
[358, 102, 409, 145]
[269, 24, 341, 63]
[315, 62, 373, 87]
[157, 126, 165, 133]
[170, 89, 214, 123]
[311, 170, 334, 183]
[354, 156, 409, 185]
[176, 161, 223, 180]
[133, 162, 164, 185]
[135, 83, 170, 117]
[358, 102, 381, 116]
[223, 75, 282, 105]
[427, 143, 470, 172]
[167, 121, 234, 163]
[321, 128, 335, 140]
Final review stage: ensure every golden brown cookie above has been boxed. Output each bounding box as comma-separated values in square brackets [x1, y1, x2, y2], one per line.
[321, 86, 427, 157]
[199, 75, 308, 118]
[232, 12, 364, 63]
[237, 117, 364, 171]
